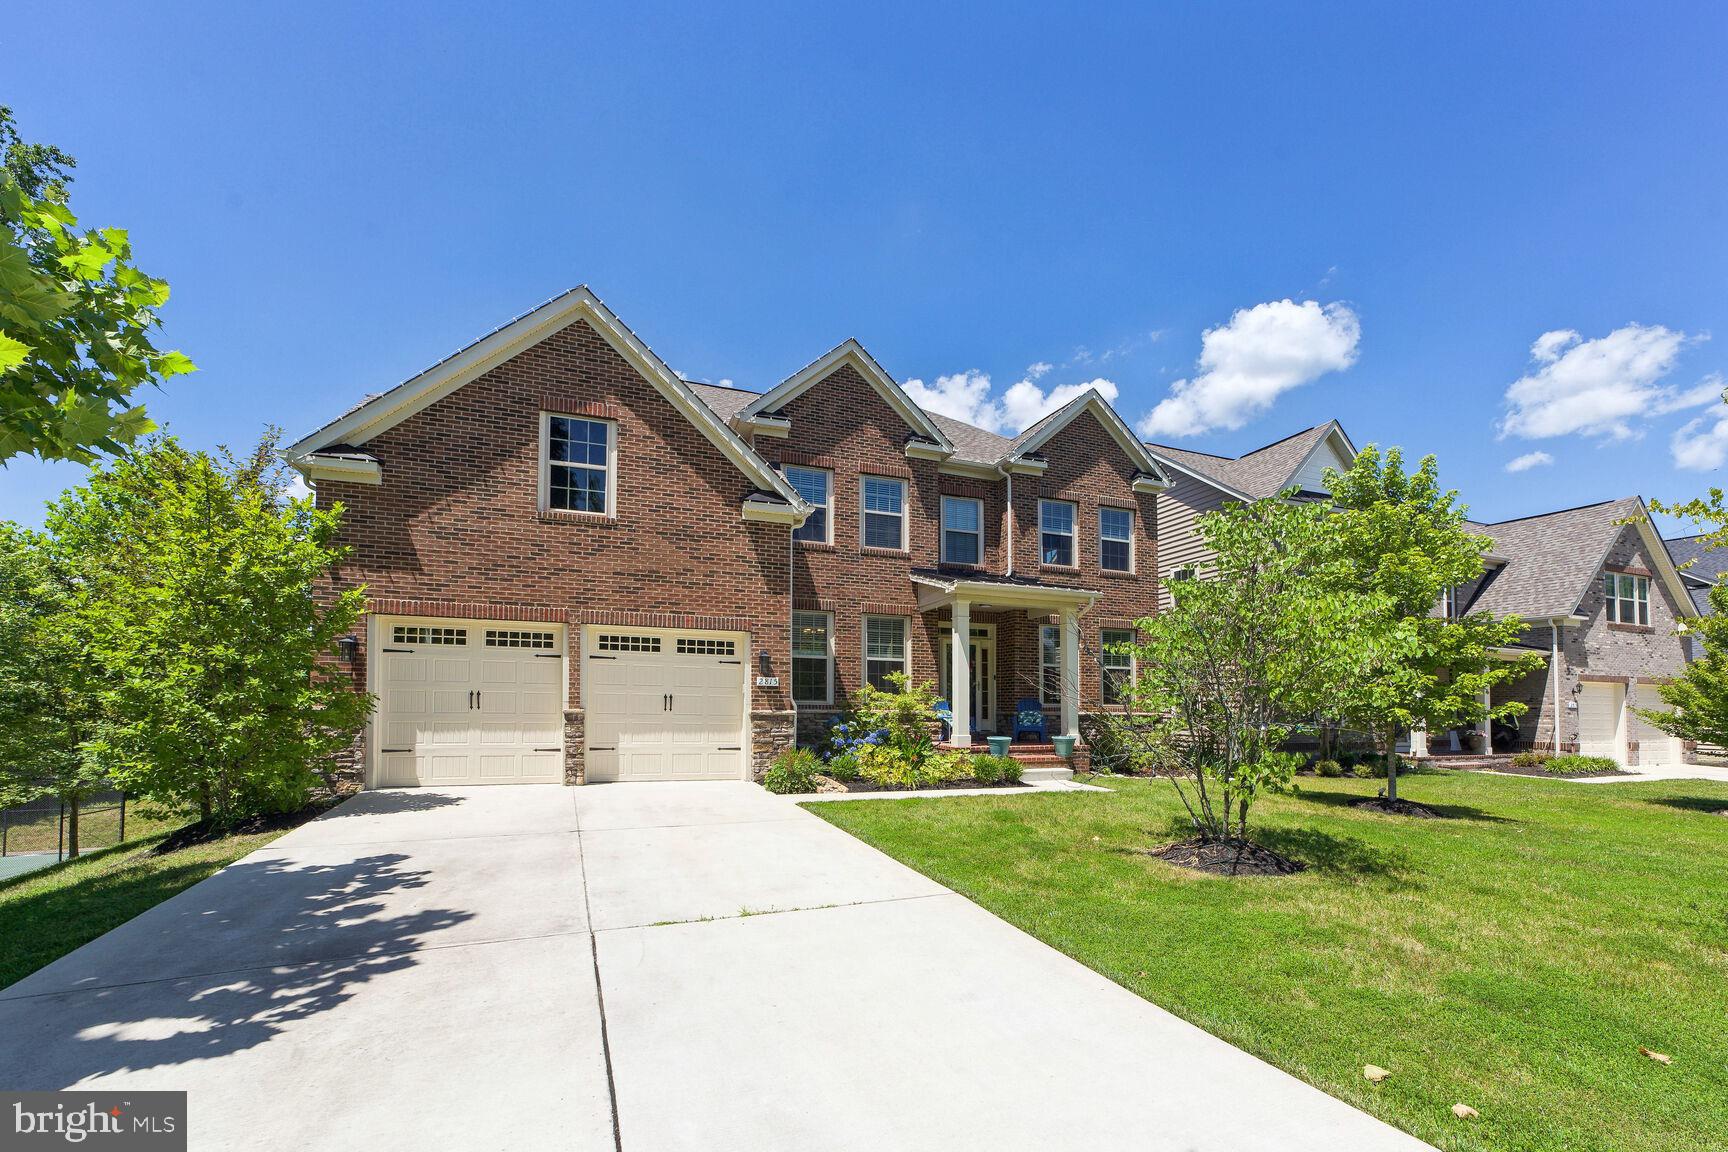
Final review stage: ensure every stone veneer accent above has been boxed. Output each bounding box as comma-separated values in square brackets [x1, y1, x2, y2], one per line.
[563, 708, 586, 785]
[751, 711, 797, 779]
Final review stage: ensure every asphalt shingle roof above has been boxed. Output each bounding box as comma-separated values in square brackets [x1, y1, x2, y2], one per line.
[1145, 424, 1336, 499]
[1464, 497, 1645, 619]
[1665, 533, 1728, 584]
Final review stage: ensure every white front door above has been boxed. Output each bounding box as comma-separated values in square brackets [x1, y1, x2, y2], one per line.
[1577, 681, 1626, 762]
[939, 624, 996, 733]
[584, 628, 748, 782]
[1631, 682, 1685, 766]
[375, 620, 565, 786]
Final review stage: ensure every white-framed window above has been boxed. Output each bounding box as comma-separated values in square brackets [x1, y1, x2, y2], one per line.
[1040, 500, 1075, 567]
[1039, 624, 1061, 705]
[786, 465, 831, 544]
[1604, 572, 1650, 626]
[941, 495, 983, 566]
[1099, 507, 1134, 573]
[541, 413, 616, 515]
[864, 615, 909, 689]
[1101, 628, 1136, 705]
[792, 611, 833, 704]
[862, 476, 907, 551]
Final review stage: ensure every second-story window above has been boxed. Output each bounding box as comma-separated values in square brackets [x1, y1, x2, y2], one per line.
[544, 414, 614, 515]
[942, 496, 983, 566]
[1603, 572, 1650, 626]
[1099, 507, 1134, 573]
[1040, 500, 1075, 567]
[786, 465, 831, 544]
[862, 476, 907, 550]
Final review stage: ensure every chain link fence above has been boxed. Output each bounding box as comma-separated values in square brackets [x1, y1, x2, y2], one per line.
[0, 790, 131, 863]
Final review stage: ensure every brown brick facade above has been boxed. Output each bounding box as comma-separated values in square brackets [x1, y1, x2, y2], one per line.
[314, 317, 1164, 782]
[315, 317, 793, 785]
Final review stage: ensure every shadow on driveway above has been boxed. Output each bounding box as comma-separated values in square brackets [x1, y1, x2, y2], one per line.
[0, 851, 474, 1088]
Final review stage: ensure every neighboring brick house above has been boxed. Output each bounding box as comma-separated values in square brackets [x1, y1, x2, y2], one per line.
[1145, 421, 1699, 766]
[288, 288, 1171, 789]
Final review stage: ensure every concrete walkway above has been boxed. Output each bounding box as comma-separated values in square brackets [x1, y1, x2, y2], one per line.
[0, 783, 1431, 1151]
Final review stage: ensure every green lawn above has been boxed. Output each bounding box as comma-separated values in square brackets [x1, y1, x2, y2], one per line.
[0, 822, 301, 990]
[807, 771, 1728, 1152]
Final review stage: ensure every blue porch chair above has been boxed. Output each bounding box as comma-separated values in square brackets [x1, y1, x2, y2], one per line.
[934, 700, 953, 744]
[1012, 698, 1047, 743]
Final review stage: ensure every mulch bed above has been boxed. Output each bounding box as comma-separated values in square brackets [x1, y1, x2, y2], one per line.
[1147, 837, 1306, 876]
[151, 795, 345, 855]
[1487, 764, 1632, 780]
[1348, 797, 1448, 819]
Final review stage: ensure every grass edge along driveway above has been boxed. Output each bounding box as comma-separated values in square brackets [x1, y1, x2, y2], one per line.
[0, 820, 305, 991]
[807, 772, 1728, 1152]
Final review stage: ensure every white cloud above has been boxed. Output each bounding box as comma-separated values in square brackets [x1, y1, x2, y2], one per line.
[1135, 299, 1361, 439]
[1499, 325, 1719, 441]
[1672, 412, 1728, 470]
[902, 368, 1119, 435]
[1504, 450, 1554, 473]
[1026, 361, 1053, 380]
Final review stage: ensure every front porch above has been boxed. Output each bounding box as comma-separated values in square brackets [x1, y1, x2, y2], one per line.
[911, 569, 1101, 751]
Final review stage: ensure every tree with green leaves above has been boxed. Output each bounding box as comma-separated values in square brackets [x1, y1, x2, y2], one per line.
[1639, 479, 1728, 745]
[0, 525, 112, 854]
[1117, 497, 1401, 852]
[1322, 446, 1543, 803]
[0, 106, 192, 464]
[45, 433, 371, 825]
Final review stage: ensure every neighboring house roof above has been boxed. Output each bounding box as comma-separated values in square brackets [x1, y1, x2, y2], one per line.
[286, 287, 808, 514]
[1664, 533, 1728, 586]
[1144, 420, 1356, 501]
[1465, 497, 1697, 621]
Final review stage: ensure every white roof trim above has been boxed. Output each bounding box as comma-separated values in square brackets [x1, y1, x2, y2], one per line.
[292, 455, 382, 486]
[910, 571, 1102, 612]
[1007, 389, 1170, 485]
[1284, 420, 1358, 492]
[741, 340, 955, 451]
[286, 286, 806, 511]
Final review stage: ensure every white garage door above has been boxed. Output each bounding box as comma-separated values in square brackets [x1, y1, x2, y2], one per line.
[375, 621, 565, 787]
[1631, 683, 1685, 766]
[1577, 681, 1625, 763]
[584, 628, 747, 782]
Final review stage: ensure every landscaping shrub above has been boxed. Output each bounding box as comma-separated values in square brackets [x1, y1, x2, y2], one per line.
[762, 748, 821, 794]
[1314, 759, 1344, 778]
[969, 754, 1022, 785]
[1511, 750, 1553, 768]
[859, 745, 968, 790]
[1078, 713, 1150, 775]
[1540, 754, 1620, 776]
[823, 751, 860, 782]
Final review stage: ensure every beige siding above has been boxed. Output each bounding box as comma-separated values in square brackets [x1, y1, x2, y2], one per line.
[1156, 471, 1236, 609]
[1289, 438, 1352, 494]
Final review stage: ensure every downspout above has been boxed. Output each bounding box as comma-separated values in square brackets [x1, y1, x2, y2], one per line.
[1551, 621, 1562, 755]
[1004, 469, 1014, 577]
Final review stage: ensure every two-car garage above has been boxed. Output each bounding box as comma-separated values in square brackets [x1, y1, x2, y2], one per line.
[370, 618, 749, 787]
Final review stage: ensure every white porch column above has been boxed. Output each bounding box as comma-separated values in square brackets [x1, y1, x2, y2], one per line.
[1059, 607, 1081, 740]
[949, 599, 972, 747]
[1478, 688, 1492, 754]
[1409, 726, 1430, 758]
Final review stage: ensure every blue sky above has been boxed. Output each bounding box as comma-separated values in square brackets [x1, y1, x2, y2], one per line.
[7, 2, 1728, 530]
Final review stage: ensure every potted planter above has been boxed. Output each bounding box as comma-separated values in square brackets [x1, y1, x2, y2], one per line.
[987, 735, 1012, 757]
[1052, 735, 1077, 758]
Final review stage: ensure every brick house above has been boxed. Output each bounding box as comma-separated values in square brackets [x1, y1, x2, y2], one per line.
[1145, 428, 1700, 766]
[288, 287, 1171, 788]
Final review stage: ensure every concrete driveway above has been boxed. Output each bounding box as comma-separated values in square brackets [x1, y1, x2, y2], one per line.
[0, 783, 1431, 1151]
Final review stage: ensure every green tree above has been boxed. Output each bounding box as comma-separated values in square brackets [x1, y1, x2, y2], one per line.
[1640, 483, 1728, 744]
[45, 434, 371, 825]
[1323, 446, 1542, 802]
[0, 107, 192, 464]
[0, 525, 111, 853]
[1120, 498, 1400, 845]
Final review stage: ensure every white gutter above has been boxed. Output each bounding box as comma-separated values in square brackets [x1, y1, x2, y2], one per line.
[1551, 621, 1562, 755]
